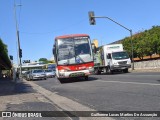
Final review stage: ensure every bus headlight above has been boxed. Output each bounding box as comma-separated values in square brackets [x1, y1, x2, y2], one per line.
[88, 67, 93, 69]
[88, 67, 94, 71]
[59, 69, 65, 72]
[59, 69, 70, 72]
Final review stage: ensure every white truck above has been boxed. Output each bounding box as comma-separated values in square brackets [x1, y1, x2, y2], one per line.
[94, 44, 131, 74]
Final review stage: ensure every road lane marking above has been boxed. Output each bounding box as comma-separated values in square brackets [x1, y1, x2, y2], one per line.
[97, 80, 160, 86]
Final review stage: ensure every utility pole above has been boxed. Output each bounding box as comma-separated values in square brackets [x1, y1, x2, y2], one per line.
[88, 11, 134, 70]
[14, 1, 22, 77]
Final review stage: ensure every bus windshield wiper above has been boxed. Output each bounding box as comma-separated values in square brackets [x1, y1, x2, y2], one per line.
[76, 55, 84, 63]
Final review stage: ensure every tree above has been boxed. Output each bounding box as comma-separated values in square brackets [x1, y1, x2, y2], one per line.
[134, 39, 143, 59]
[48, 60, 55, 63]
[122, 37, 131, 56]
[0, 38, 11, 69]
[121, 25, 160, 60]
[39, 58, 48, 64]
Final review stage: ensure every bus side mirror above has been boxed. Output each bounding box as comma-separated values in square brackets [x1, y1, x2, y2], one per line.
[53, 45, 56, 55]
[92, 44, 97, 53]
[52, 48, 55, 55]
[53, 45, 57, 62]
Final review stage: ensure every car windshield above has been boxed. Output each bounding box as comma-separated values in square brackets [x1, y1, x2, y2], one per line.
[57, 37, 93, 65]
[45, 70, 53, 72]
[33, 70, 44, 73]
[48, 64, 56, 70]
[112, 51, 129, 60]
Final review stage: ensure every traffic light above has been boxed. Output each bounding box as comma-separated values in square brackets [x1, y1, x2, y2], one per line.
[19, 48, 22, 58]
[10, 55, 13, 60]
[88, 11, 96, 25]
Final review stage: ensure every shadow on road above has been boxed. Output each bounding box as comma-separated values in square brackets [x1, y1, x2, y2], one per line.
[0, 78, 36, 96]
[59, 76, 98, 84]
[94, 71, 131, 75]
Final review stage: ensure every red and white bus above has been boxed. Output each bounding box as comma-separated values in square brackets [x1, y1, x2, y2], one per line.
[53, 34, 94, 80]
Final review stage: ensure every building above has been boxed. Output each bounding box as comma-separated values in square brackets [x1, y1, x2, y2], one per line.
[21, 62, 46, 73]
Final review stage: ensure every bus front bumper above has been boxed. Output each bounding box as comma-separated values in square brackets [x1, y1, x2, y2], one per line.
[58, 68, 94, 78]
[110, 64, 131, 70]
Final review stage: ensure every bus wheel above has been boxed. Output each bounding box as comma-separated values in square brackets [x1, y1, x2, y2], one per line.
[85, 76, 88, 80]
[58, 78, 63, 83]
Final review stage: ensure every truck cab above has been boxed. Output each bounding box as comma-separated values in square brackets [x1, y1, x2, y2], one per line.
[106, 51, 131, 73]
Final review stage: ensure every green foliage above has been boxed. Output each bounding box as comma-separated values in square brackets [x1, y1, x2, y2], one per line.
[48, 60, 55, 63]
[39, 58, 49, 64]
[39, 58, 47, 61]
[0, 38, 11, 69]
[121, 25, 160, 59]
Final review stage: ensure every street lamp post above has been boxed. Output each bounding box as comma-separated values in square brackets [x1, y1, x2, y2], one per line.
[14, 3, 22, 77]
[89, 12, 134, 70]
[130, 30, 134, 70]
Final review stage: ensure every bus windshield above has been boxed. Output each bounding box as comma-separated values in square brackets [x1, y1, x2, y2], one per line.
[57, 37, 93, 65]
[112, 51, 129, 60]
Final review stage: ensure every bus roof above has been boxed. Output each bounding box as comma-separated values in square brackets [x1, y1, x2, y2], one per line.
[55, 34, 89, 39]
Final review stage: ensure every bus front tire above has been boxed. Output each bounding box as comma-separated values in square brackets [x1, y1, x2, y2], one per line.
[84, 76, 88, 80]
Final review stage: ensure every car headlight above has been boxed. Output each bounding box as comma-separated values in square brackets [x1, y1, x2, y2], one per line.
[127, 60, 131, 64]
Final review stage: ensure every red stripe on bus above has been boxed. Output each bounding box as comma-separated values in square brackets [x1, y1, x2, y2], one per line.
[55, 34, 89, 39]
[57, 62, 94, 71]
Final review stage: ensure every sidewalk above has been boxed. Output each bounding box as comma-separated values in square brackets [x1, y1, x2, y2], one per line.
[0, 77, 60, 112]
[0, 78, 110, 120]
[0, 78, 68, 120]
[0, 78, 82, 120]
[129, 67, 160, 72]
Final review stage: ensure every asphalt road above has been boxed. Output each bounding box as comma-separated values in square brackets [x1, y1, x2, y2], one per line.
[32, 71, 160, 113]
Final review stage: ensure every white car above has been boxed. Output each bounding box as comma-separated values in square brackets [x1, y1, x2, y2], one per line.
[45, 69, 55, 78]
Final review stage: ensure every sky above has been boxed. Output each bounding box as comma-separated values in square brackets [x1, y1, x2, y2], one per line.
[0, 0, 160, 64]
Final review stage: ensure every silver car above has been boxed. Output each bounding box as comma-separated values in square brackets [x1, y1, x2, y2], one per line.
[28, 69, 47, 80]
[23, 71, 30, 80]
[45, 69, 55, 78]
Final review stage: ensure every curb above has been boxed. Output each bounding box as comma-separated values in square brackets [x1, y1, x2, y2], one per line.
[129, 68, 160, 72]
[23, 79, 115, 120]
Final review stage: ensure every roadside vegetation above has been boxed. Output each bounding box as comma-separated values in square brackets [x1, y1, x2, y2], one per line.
[0, 38, 11, 69]
[121, 26, 160, 60]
